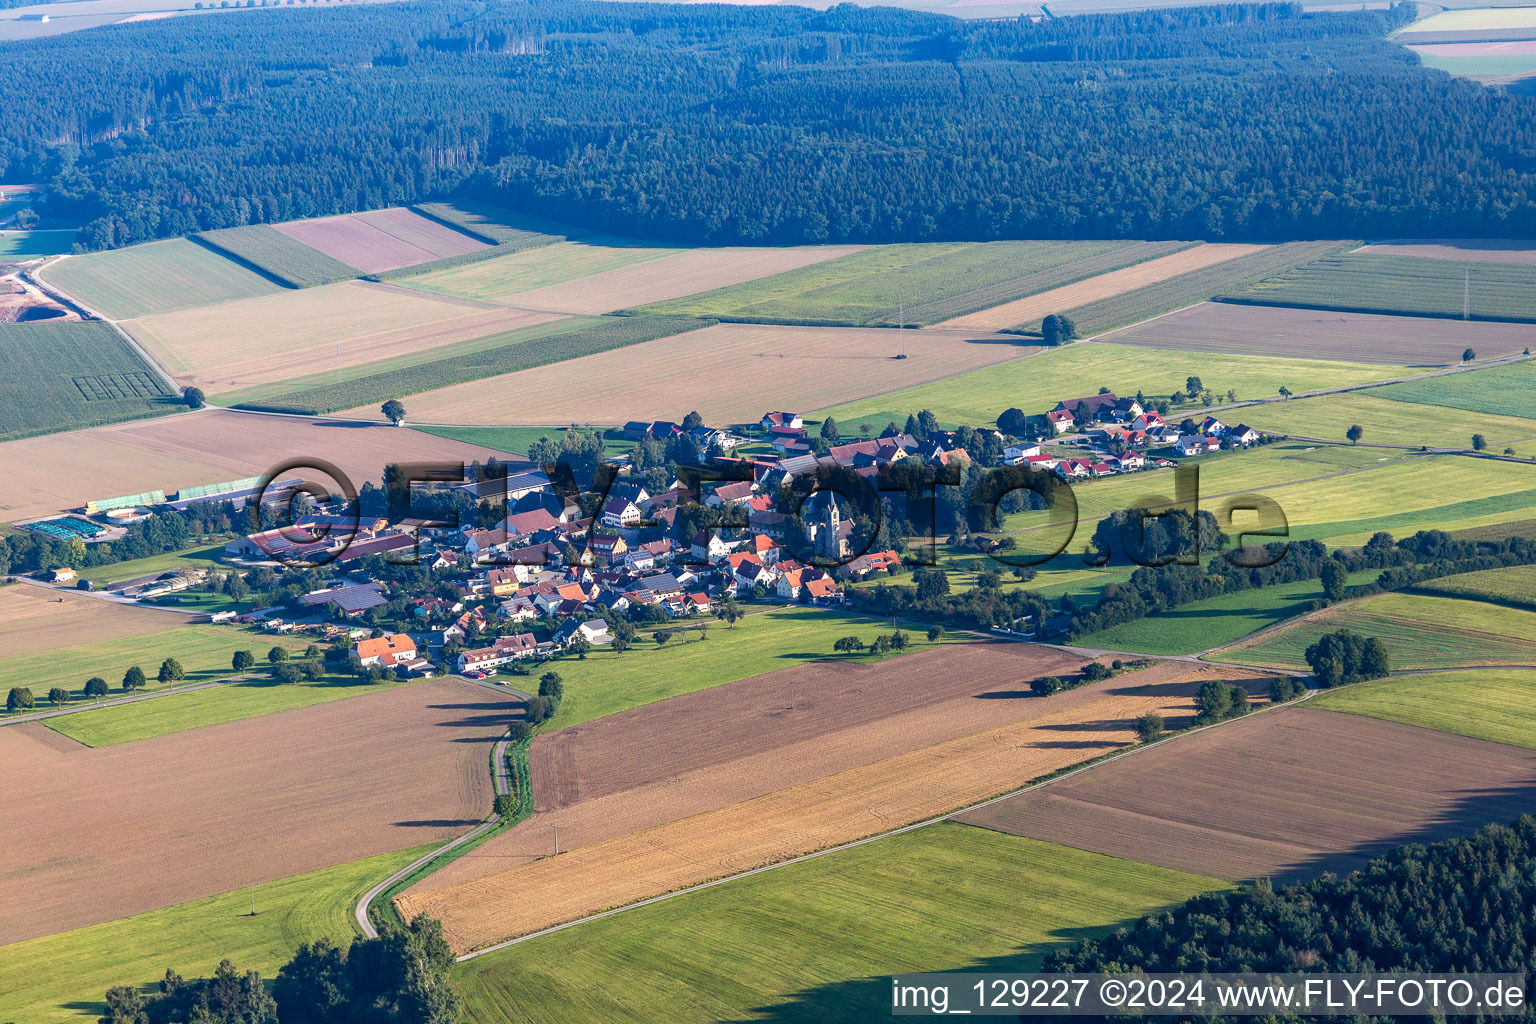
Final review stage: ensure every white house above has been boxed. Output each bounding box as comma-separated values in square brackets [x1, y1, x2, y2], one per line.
[1003, 443, 1042, 465]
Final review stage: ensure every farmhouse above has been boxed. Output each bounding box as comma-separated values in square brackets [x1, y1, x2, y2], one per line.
[552, 618, 612, 648]
[456, 632, 544, 674]
[761, 411, 803, 430]
[299, 582, 389, 616]
[354, 633, 417, 667]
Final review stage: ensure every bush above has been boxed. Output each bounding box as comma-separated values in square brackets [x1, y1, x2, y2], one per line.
[1030, 675, 1063, 696]
[1135, 711, 1164, 742]
[1269, 676, 1304, 703]
[1081, 662, 1113, 682]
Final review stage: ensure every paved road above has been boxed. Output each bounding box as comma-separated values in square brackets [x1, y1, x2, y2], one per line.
[354, 676, 530, 940]
[7, 574, 204, 615]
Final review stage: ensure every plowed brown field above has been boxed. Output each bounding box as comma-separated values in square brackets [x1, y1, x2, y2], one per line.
[0, 407, 515, 524]
[1356, 239, 1536, 265]
[0, 583, 194, 659]
[0, 678, 515, 943]
[1105, 301, 1536, 364]
[956, 706, 1536, 882]
[398, 659, 1273, 952]
[343, 322, 1033, 426]
[933, 244, 1268, 331]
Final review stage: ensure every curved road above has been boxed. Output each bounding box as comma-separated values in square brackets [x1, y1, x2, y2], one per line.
[353, 676, 531, 940]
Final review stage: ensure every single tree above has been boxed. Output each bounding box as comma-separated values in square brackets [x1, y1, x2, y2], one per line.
[819, 417, 840, 443]
[654, 630, 671, 646]
[157, 657, 185, 684]
[122, 666, 147, 692]
[681, 410, 704, 430]
[1193, 679, 1234, 724]
[1135, 712, 1164, 742]
[1346, 424, 1365, 444]
[569, 634, 591, 659]
[7, 686, 35, 712]
[1472, 434, 1488, 451]
[870, 634, 892, 656]
[926, 624, 944, 643]
[1278, 385, 1292, 399]
[1463, 347, 1477, 363]
[1041, 313, 1076, 346]
[1030, 675, 1063, 697]
[539, 671, 563, 703]
[889, 629, 909, 651]
[233, 649, 255, 671]
[833, 635, 865, 654]
[381, 399, 406, 426]
[182, 386, 206, 410]
[1185, 375, 1204, 397]
[610, 635, 628, 655]
[268, 646, 289, 665]
[84, 676, 109, 699]
[1319, 558, 1348, 603]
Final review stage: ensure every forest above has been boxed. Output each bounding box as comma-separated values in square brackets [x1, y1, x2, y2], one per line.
[5, 0, 1536, 248]
[1045, 816, 1536, 1018]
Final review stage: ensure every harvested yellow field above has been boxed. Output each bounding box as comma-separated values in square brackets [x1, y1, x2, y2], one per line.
[339, 322, 1032, 426]
[121, 281, 561, 395]
[934, 244, 1269, 331]
[504, 245, 869, 314]
[398, 663, 1271, 953]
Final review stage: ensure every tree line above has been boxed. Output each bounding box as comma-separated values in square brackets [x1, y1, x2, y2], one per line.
[7, 1, 1536, 250]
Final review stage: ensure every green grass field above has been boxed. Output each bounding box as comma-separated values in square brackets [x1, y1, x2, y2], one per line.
[38, 238, 282, 319]
[1371, 359, 1536, 419]
[537, 606, 944, 731]
[1308, 668, 1536, 749]
[455, 823, 1229, 1024]
[1291, 485, 1536, 549]
[226, 315, 704, 415]
[413, 424, 632, 459]
[0, 321, 177, 442]
[1212, 592, 1536, 670]
[1222, 252, 1536, 323]
[1075, 569, 1380, 656]
[46, 674, 413, 747]
[1414, 565, 1536, 611]
[84, 541, 231, 585]
[0, 624, 314, 715]
[195, 225, 360, 288]
[816, 342, 1411, 433]
[1414, 52, 1536, 77]
[1240, 390, 1536, 450]
[0, 845, 429, 1024]
[403, 240, 677, 303]
[412, 200, 575, 248]
[0, 229, 78, 259]
[637, 239, 1194, 326]
[1010, 240, 1349, 336]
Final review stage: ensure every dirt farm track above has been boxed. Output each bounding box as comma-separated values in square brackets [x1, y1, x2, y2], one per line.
[0, 679, 517, 943]
[0, 407, 514, 524]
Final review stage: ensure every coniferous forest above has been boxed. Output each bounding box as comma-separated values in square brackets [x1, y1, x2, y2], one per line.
[5, 0, 1536, 249]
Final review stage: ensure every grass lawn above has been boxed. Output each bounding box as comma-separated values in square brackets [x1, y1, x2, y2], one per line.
[532, 605, 945, 731]
[815, 342, 1411, 434]
[1308, 669, 1536, 749]
[0, 229, 78, 259]
[1240, 391, 1536, 450]
[1415, 564, 1536, 611]
[1075, 569, 1379, 656]
[46, 673, 415, 747]
[0, 624, 314, 716]
[454, 822, 1229, 1024]
[1372, 359, 1536, 420]
[0, 846, 431, 1024]
[1210, 593, 1536, 670]
[85, 541, 232, 585]
[1291, 485, 1536, 548]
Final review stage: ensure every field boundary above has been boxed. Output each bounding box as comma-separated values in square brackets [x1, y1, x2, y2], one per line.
[185, 233, 308, 291]
[1215, 293, 1536, 325]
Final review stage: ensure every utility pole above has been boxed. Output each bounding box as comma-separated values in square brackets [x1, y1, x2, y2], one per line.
[1464, 270, 1470, 321]
[553, 825, 560, 856]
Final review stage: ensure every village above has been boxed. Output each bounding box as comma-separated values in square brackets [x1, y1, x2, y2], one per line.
[11, 391, 1265, 684]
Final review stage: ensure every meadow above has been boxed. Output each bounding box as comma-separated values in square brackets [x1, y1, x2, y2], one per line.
[1371, 359, 1536, 418]
[47, 674, 416, 747]
[195, 225, 359, 288]
[1009, 240, 1347, 337]
[816, 341, 1411, 433]
[1222, 252, 1536, 322]
[1414, 564, 1536, 611]
[403, 240, 680, 304]
[1074, 569, 1380, 656]
[84, 540, 230, 585]
[0, 321, 176, 442]
[635, 240, 1170, 325]
[414, 424, 631, 460]
[535, 605, 946, 731]
[1308, 669, 1536, 749]
[1240, 391, 1536, 449]
[454, 824, 1227, 1024]
[0, 624, 314, 711]
[1212, 592, 1536, 670]
[0, 846, 428, 1024]
[38, 239, 281, 319]
[412, 200, 576, 247]
[246, 315, 700, 416]
[1290, 483, 1536, 548]
[0, 229, 77, 259]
